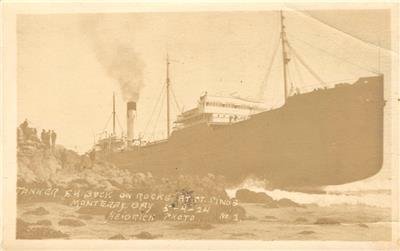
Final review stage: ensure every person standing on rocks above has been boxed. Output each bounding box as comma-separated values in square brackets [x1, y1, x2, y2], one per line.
[20, 119, 28, 129]
[31, 128, 39, 142]
[20, 119, 28, 136]
[50, 130, 57, 150]
[43, 130, 51, 149]
[20, 119, 30, 140]
[40, 129, 46, 145]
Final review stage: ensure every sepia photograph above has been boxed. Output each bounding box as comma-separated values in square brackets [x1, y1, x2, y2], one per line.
[1, 1, 399, 250]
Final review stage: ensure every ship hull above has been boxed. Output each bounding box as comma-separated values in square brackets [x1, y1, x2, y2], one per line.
[104, 76, 384, 189]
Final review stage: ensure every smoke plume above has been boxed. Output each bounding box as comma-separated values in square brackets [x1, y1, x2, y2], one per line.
[105, 45, 145, 101]
[80, 15, 145, 101]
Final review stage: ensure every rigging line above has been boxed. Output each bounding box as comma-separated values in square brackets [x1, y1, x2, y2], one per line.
[286, 62, 295, 95]
[285, 5, 397, 55]
[151, 91, 166, 140]
[115, 113, 124, 134]
[286, 41, 328, 86]
[101, 113, 113, 134]
[258, 12, 281, 100]
[288, 34, 380, 75]
[285, 24, 385, 66]
[170, 85, 182, 112]
[148, 85, 166, 139]
[292, 55, 305, 87]
[142, 83, 166, 136]
[258, 33, 281, 100]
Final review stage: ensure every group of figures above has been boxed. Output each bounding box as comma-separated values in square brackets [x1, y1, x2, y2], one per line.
[40, 129, 57, 150]
[18, 119, 57, 150]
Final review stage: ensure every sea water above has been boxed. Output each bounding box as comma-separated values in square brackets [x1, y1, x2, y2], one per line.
[226, 166, 392, 208]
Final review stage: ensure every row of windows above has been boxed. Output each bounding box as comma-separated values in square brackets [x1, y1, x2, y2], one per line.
[176, 113, 208, 124]
[204, 101, 262, 110]
[177, 112, 248, 125]
[212, 113, 246, 119]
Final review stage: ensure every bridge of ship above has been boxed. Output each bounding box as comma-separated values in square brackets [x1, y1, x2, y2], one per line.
[173, 93, 269, 130]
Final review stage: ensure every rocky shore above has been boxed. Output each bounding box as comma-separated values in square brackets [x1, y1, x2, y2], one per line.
[16, 125, 391, 240]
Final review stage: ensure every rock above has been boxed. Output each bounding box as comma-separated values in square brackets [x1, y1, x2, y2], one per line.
[16, 219, 69, 239]
[60, 213, 76, 218]
[17, 164, 38, 184]
[174, 222, 214, 230]
[294, 217, 308, 223]
[76, 206, 111, 216]
[16, 218, 31, 229]
[235, 189, 300, 209]
[58, 218, 86, 227]
[243, 215, 257, 221]
[133, 231, 159, 240]
[193, 203, 246, 223]
[230, 232, 256, 237]
[277, 198, 301, 208]
[18, 227, 69, 239]
[36, 219, 52, 226]
[231, 204, 247, 219]
[314, 217, 341, 225]
[235, 189, 275, 205]
[77, 214, 93, 220]
[17, 130, 247, 226]
[24, 207, 49, 215]
[109, 234, 126, 240]
[69, 178, 90, 189]
[298, 230, 315, 235]
[358, 223, 369, 228]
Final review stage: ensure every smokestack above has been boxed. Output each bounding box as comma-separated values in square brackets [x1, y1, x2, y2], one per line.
[127, 101, 136, 144]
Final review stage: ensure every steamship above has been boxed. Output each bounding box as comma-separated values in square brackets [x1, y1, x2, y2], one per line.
[94, 12, 384, 189]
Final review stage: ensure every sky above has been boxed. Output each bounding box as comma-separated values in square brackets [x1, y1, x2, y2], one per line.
[17, 9, 394, 153]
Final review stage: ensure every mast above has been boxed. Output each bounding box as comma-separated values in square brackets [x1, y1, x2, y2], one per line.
[112, 92, 116, 135]
[166, 54, 171, 138]
[280, 10, 290, 99]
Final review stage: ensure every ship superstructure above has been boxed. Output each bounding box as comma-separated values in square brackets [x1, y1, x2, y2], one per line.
[174, 93, 269, 130]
